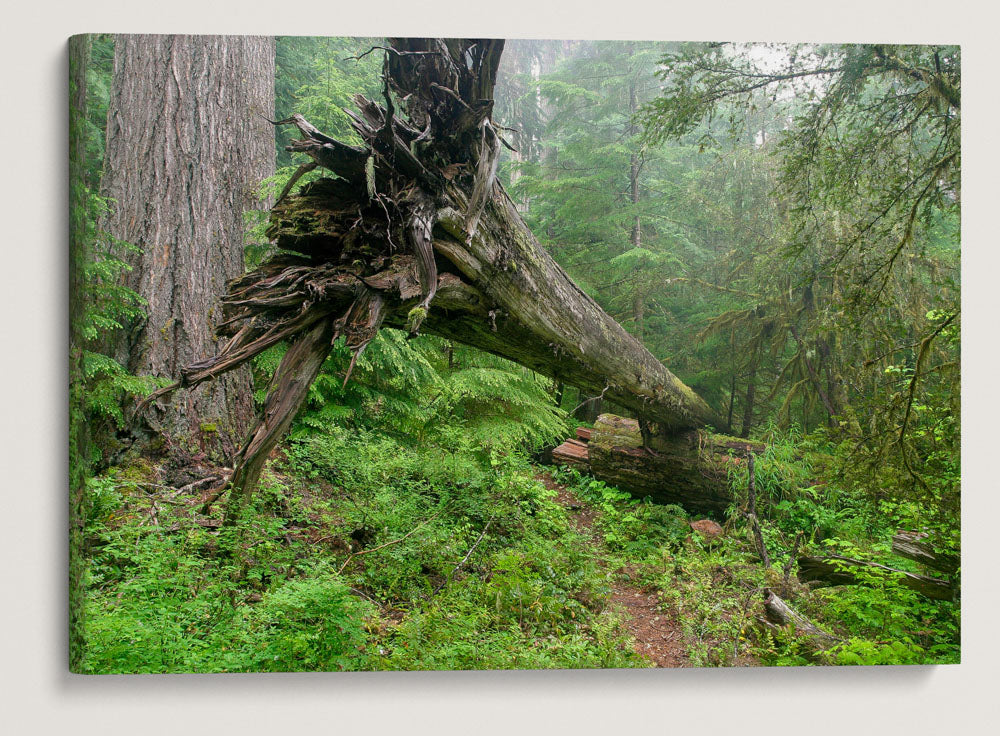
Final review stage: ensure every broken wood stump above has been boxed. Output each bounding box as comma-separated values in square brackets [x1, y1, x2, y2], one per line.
[551, 438, 590, 472]
[758, 589, 841, 653]
[551, 413, 764, 516]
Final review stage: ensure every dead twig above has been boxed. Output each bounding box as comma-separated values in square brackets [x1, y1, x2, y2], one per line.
[572, 382, 611, 414]
[345, 45, 442, 63]
[733, 585, 765, 659]
[781, 531, 804, 597]
[338, 509, 443, 575]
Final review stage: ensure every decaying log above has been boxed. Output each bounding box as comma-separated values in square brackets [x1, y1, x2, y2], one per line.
[152, 38, 726, 511]
[892, 530, 959, 576]
[582, 414, 762, 516]
[797, 553, 954, 601]
[551, 439, 590, 471]
[759, 589, 841, 652]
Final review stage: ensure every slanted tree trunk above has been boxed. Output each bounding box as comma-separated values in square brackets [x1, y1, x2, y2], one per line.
[102, 34, 275, 460]
[147, 39, 724, 515]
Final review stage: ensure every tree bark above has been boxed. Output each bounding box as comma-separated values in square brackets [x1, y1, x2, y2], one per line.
[741, 343, 759, 438]
[154, 39, 723, 509]
[102, 34, 275, 460]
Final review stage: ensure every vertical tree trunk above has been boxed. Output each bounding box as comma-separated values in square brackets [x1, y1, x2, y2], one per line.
[101, 34, 275, 460]
[726, 329, 737, 430]
[628, 80, 642, 252]
[632, 292, 645, 344]
[574, 394, 604, 423]
[727, 371, 737, 431]
[741, 348, 759, 439]
[626, 75, 646, 344]
[68, 33, 91, 672]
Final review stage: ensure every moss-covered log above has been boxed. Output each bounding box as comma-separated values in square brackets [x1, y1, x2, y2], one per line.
[891, 531, 959, 576]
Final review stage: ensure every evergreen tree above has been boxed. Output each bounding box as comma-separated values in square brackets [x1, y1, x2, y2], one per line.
[99, 35, 276, 460]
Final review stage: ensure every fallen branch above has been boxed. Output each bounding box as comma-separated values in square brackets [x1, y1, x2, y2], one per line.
[175, 474, 224, 498]
[434, 514, 495, 593]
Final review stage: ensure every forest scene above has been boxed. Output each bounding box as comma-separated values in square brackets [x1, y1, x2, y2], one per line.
[68, 35, 960, 673]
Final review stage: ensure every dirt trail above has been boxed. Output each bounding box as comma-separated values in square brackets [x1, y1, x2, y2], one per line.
[538, 474, 688, 668]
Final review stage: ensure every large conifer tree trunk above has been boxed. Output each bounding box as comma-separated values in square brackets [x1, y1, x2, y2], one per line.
[101, 34, 275, 459]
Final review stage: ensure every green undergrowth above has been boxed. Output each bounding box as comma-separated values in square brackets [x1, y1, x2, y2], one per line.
[549, 429, 960, 667]
[80, 420, 958, 672]
[79, 427, 644, 673]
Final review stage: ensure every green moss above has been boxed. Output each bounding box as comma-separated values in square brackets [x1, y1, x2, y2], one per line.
[160, 318, 175, 340]
[200, 422, 218, 433]
[590, 414, 643, 451]
[406, 306, 428, 334]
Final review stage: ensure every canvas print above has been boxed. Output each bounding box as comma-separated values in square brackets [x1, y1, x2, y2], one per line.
[68, 35, 960, 673]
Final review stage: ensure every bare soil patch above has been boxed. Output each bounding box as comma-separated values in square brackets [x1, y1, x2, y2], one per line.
[538, 473, 688, 668]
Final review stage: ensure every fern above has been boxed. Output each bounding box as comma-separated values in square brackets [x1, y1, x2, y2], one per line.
[277, 326, 567, 455]
[75, 191, 158, 431]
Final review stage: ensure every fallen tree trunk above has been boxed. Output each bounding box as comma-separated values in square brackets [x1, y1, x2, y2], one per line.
[559, 414, 762, 516]
[892, 531, 959, 576]
[797, 553, 954, 601]
[139, 38, 726, 516]
[551, 438, 590, 472]
[758, 589, 841, 653]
